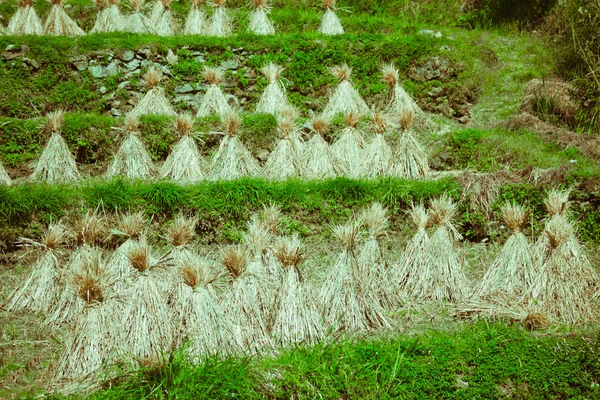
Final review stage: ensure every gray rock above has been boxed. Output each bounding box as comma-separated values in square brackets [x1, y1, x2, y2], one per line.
[88, 65, 104, 78]
[126, 59, 141, 71]
[118, 81, 130, 89]
[22, 57, 39, 69]
[175, 84, 195, 94]
[194, 55, 205, 63]
[70, 55, 88, 71]
[419, 29, 442, 38]
[138, 48, 151, 59]
[225, 94, 239, 107]
[100, 86, 107, 94]
[104, 61, 119, 77]
[141, 59, 152, 68]
[132, 91, 144, 99]
[220, 59, 240, 70]
[111, 108, 123, 117]
[120, 50, 135, 62]
[409, 56, 451, 82]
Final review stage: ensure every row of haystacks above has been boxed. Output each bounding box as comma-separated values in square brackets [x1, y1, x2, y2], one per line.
[1, 0, 346, 36]
[0, 63, 427, 184]
[3, 191, 599, 389]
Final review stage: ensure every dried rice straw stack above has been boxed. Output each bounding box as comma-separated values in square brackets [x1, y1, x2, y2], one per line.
[318, 0, 343, 36]
[43, 0, 85, 36]
[360, 112, 393, 177]
[91, 0, 124, 32]
[526, 215, 599, 324]
[393, 110, 429, 178]
[55, 253, 122, 380]
[473, 203, 535, 299]
[208, 111, 261, 181]
[124, 0, 156, 33]
[357, 203, 392, 309]
[160, 214, 198, 296]
[8, 0, 43, 35]
[3, 223, 69, 315]
[150, 0, 177, 36]
[105, 115, 157, 180]
[0, 159, 12, 185]
[171, 257, 233, 360]
[248, 0, 274, 35]
[120, 239, 173, 360]
[221, 246, 273, 354]
[196, 66, 232, 117]
[264, 117, 304, 180]
[30, 110, 80, 184]
[106, 211, 147, 287]
[161, 113, 205, 183]
[129, 67, 176, 117]
[331, 112, 366, 178]
[272, 235, 323, 347]
[207, 0, 233, 37]
[381, 63, 422, 115]
[427, 195, 469, 302]
[183, 0, 208, 34]
[302, 116, 338, 179]
[322, 64, 370, 119]
[243, 204, 282, 280]
[319, 222, 389, 332]
[256, 63, 290, 115]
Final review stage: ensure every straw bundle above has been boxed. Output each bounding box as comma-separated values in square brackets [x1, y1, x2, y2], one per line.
[4, 223, 68, 315]
[526, 215, 598, 324]
[221, 246, 273, 354]
[106, 211, 146, 286]
[55, 254, 121, 380]
[196, 66, 232, 117]
[331, 113, 366, 178]
[360, 112, 393, 177]
[161, 113, 205, 183]
[256, 63, 290, 115]
[7, 0, 43, 35]
[393, 110, 429, 178]
[129, 68, 176, 117]
[264, 117, 303, 180]
[302, 116, 338, 179]
[105, 116, 157, 180]
[163, 214, 198, 287]
[248, 0, 274, 35]
[121, 240, 173, 359]
[318, 0, 343, 36]
[381, 63, 422, 115]
[242, 204, 282, 279]
[427, 195, 469, 302]
[0, 160, 12, 185]
[91, 0, 124, 32]
[43, 0, 85, 36]
[30, 110, 80, 184]
[357, 203, 392, 308]
[272, 236, 323, 347]
[319, 222, 389, 332]
[184, 0, 208, 34]
[322, 64, 370, 119]
[208, 112, 261, 181]
[151, 0, 177, 36]
[473, 203, 536, 299]
[207, 0, 233, 37]
[124, 0, 156, 33]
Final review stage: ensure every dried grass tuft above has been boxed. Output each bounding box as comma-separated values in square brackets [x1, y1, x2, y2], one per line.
[161, 114, 205, 183]
[129, 68, 176, 117]
[544, 188, 571, 217]
[331, 63, 351, 82]
[46, 109, 64, 132]
[221, 246, 247, 279]
[303, 116, 337, 179]
[167, 214, 197, 247]
[393, 113, 429, 178]
[256, 63, 290, 114]
[381, 63, 399, 88]
[105, 120, 156, 179]
[523, 313, 550, 331]
[501, 202, 529, 233]
[323, 67, 370, 118]
[322, 0, 335, 8]
[128, 242, 152, 273]
[144, 67, 162, 87]
[274, 235, 305, 268]
[113, 211, 146, 239]
[197, 67, 232, 117]
[331, 114, 365, 178]
[75, 210, 105, 246]
[361, 113, 393, 177]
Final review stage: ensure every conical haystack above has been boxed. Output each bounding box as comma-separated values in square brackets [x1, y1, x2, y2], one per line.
[55, 254, 121, 380]
[331, 112, 365, 178]
[150, 0, 177, 36]
[319, 222, 389, 332]
[322, 64, 370, 119]
[208, 112, 261, 180]
[427, 195, 469, 302]
[393, 110, 429, 178]
[43, 0, 85, 36]
[196, 66, 232, 117]
[318, 0, 343, 36]
[8, 0, 43, 35]
[474, 203, 536, 299]
[248, 0, 274, 35]
[302, 116, 338, 179]
[91, 0, 124, 32]
[272, 236, 323, 347]
[361, 112, 393, 177]
[105, 115, 157, 180]
[3, 223, 69, 315]
[207, 0, 233, 37]
[221, 246, 273, 354]
[183, 0, 208, 34]
[171, 257, 233, 360]
[264, 117, 303, 180]
[124, 0, 156, 33]
[0, 159, 12, 185]
[161, 214, 198, 294]
[381, 63, 422, 115]
[242, 204, 282, 281]
[161, 113, 205, 183]
[129, 67, 176, 117]
[30, 110, 80, 184]
[106, 211, 147, 286]
[120, 239, 173, 360]
[256, 63, 290, 115]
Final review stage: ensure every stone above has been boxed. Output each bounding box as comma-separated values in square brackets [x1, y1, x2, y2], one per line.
[111, 108, 123, 117]
[166, 49, 178, 65]
[118, 81, 130, 89]
[88, 65, 104, 78]
[138, 47, 151, 59]
[22, 57, 39, 69]
[126, 59, 141, 71]
[120, 50, 135, 62]
[104, 61, 119, 77]
[418, 29, 442, 38]
[70, 55, 88, 71]
[175, 84, 195, 94]
[100, 86, 107, 94]
[409, 56, 452, 82]
[220, 59, 240, 70]
[2, 44, 29, 60]
[194, 55, 205, 63]
[225, 94, 239, 107]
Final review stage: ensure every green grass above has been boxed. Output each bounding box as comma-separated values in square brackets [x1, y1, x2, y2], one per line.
[40, 322, 600, 399]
